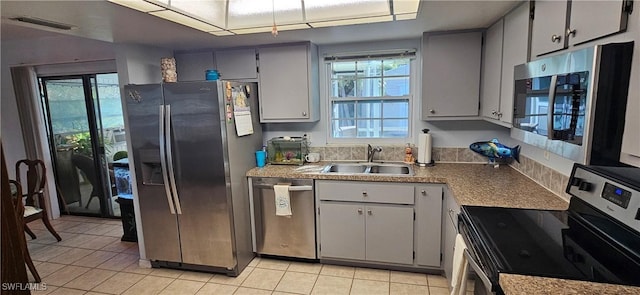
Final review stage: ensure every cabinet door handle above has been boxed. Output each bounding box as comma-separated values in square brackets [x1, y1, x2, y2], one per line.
[567, 28, 576, 38]
[358, 208, 363, 214]
[491, 110, 497, 116]
[302, 111, 307, 117]
[362, 191, 368, 196]
[421, 190, 426, 196]
[367, 209, 372, 215]
[551, 34, 562, 43]
[429, 109, 436, 114]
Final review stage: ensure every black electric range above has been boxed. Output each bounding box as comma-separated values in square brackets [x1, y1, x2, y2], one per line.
[459, 164, 640, 294]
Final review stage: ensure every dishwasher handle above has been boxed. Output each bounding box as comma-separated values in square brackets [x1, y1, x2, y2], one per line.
[252, 183, 313, 191]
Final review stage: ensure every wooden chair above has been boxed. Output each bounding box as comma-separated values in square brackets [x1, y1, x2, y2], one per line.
[9, 180, 41, 282]
[15, 159, 62, 242]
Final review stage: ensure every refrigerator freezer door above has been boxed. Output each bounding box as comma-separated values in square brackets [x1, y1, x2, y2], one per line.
[163, 81, 235, 268]
[125, 84, 181, 263]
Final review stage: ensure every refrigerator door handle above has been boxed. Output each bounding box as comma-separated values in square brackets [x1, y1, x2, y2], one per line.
[159, 105, 177, 215]
[165, 105, 183, 215]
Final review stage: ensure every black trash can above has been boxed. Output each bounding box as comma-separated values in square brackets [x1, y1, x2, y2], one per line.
[113, 158, 138, 242]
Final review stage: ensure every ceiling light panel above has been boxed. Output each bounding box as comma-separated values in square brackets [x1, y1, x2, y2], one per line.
[227, 0, 303, 29]
[150, 9, 222, 32]
[209, 30, 235, 36]
[309, 15, 393, 28]
[304, 0, 390, 22]
[107, 0, 164, 12]
[230, 23, 310, 34]
[392, 0, 420, 14]
[169, 0, 226, 28]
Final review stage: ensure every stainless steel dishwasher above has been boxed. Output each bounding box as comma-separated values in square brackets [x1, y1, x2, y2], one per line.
[249, 178, 316, 259]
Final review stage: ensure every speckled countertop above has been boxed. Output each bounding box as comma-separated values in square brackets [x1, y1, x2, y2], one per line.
[500, 274, 640, 295]
[246, 161, 569, 210]
[246, 162, 639, 294]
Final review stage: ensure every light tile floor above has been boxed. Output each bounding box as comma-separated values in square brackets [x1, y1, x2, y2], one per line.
[24, 216, 474, 295]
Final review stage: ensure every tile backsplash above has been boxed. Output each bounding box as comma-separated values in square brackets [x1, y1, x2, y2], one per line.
[309, 144, 570, 200]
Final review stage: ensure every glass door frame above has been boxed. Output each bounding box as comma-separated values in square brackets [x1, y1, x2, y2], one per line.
[40, 74, 114, 217]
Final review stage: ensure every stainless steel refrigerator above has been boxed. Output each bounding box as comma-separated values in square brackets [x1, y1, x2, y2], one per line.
[124, 81, 262, 275]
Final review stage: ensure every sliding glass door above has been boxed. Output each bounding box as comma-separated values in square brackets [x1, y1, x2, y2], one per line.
[40, 73, 126, 217]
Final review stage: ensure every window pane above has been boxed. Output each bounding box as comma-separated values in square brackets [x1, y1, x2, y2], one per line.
[333, 120, 357, 138]
[357, 78, 382, 97]
[332, 101, 355, 119]
[357, 100, 382, 118]
[383, 59, 410, 76]
[382, 100, 409, 118]
[332, 61, 356, 79]
[382, 119, 409, 137]
[383, 77, 410, 96]
[357, 60, 382, 77]
[357, 119, 382, 138]
[331, 79, 356, 97]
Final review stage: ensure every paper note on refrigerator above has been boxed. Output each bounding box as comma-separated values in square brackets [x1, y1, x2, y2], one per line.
[232, 86, 253, 136]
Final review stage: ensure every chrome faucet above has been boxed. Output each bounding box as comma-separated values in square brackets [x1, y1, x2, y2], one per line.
[367, 144, 383, 162]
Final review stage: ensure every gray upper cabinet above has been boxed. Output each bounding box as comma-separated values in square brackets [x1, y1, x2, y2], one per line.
[422, 31, 482, 119]
[414, 185, 443, 267]
[257, 43, 319, 122]
[481, 3, 529, 127]
[215, 48, 257, 80]
[531, 0, 631, 57]
[175, 51, 214, 82]
[480, 19, 504, 122]
[499, 3, 529, 126]
[530, 0, 567, 57]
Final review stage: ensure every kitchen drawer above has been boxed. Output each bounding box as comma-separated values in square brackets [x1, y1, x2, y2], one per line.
[316, 180, 414, 205]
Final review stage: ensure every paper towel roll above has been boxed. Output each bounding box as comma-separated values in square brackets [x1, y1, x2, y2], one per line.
[418, 133, 432, 165]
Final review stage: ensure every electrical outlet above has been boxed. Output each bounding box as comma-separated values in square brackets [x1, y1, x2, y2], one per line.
[304, 133, 311, 144]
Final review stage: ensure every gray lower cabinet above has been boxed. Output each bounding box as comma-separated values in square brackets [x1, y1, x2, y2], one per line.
[442, 187, 461, 287]
[365, 204, 414, 264]
[316, 180, 442, 268]
[414, 185, 444, 267]
[318, 202, 366, 260]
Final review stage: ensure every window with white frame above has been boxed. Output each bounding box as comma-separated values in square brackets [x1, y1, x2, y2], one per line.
[327, 51, 415, 140]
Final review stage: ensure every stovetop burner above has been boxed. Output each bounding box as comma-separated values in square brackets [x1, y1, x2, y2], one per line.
[459, 164, 640, 292]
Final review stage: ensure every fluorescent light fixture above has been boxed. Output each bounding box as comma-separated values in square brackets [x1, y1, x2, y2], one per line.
[228, 0, 301, 16]
[230, 23, 310, 34]
[395, 13, 417, 21]
[392, 0, 420, 14]
[169, 0, 226, 28]
[309, 15, 393, 28]
[107, 0, 164, 12]
[304, 0, 390, 22]
[112, 0, 421, 36]
[150, 9, 222, 32]
[9, 16, 75, 30]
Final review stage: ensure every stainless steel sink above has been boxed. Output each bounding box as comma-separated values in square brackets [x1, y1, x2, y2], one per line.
[321, 163, 414, 176]
[323, 163, 368, 173]
[368, 165, 411, 175]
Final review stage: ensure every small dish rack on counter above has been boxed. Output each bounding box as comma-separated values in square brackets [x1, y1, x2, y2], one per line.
[267, 137, 309, 165]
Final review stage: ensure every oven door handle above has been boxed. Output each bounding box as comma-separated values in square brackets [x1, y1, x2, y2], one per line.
[464, 249, 494, 294]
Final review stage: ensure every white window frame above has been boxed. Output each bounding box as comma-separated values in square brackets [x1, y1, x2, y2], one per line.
[325, 50, 416, 144]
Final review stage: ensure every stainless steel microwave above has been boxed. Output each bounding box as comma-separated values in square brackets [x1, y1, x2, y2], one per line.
[511, 42, 634, 165]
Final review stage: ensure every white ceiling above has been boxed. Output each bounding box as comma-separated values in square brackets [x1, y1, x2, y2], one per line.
[0, 0, 522, 51]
